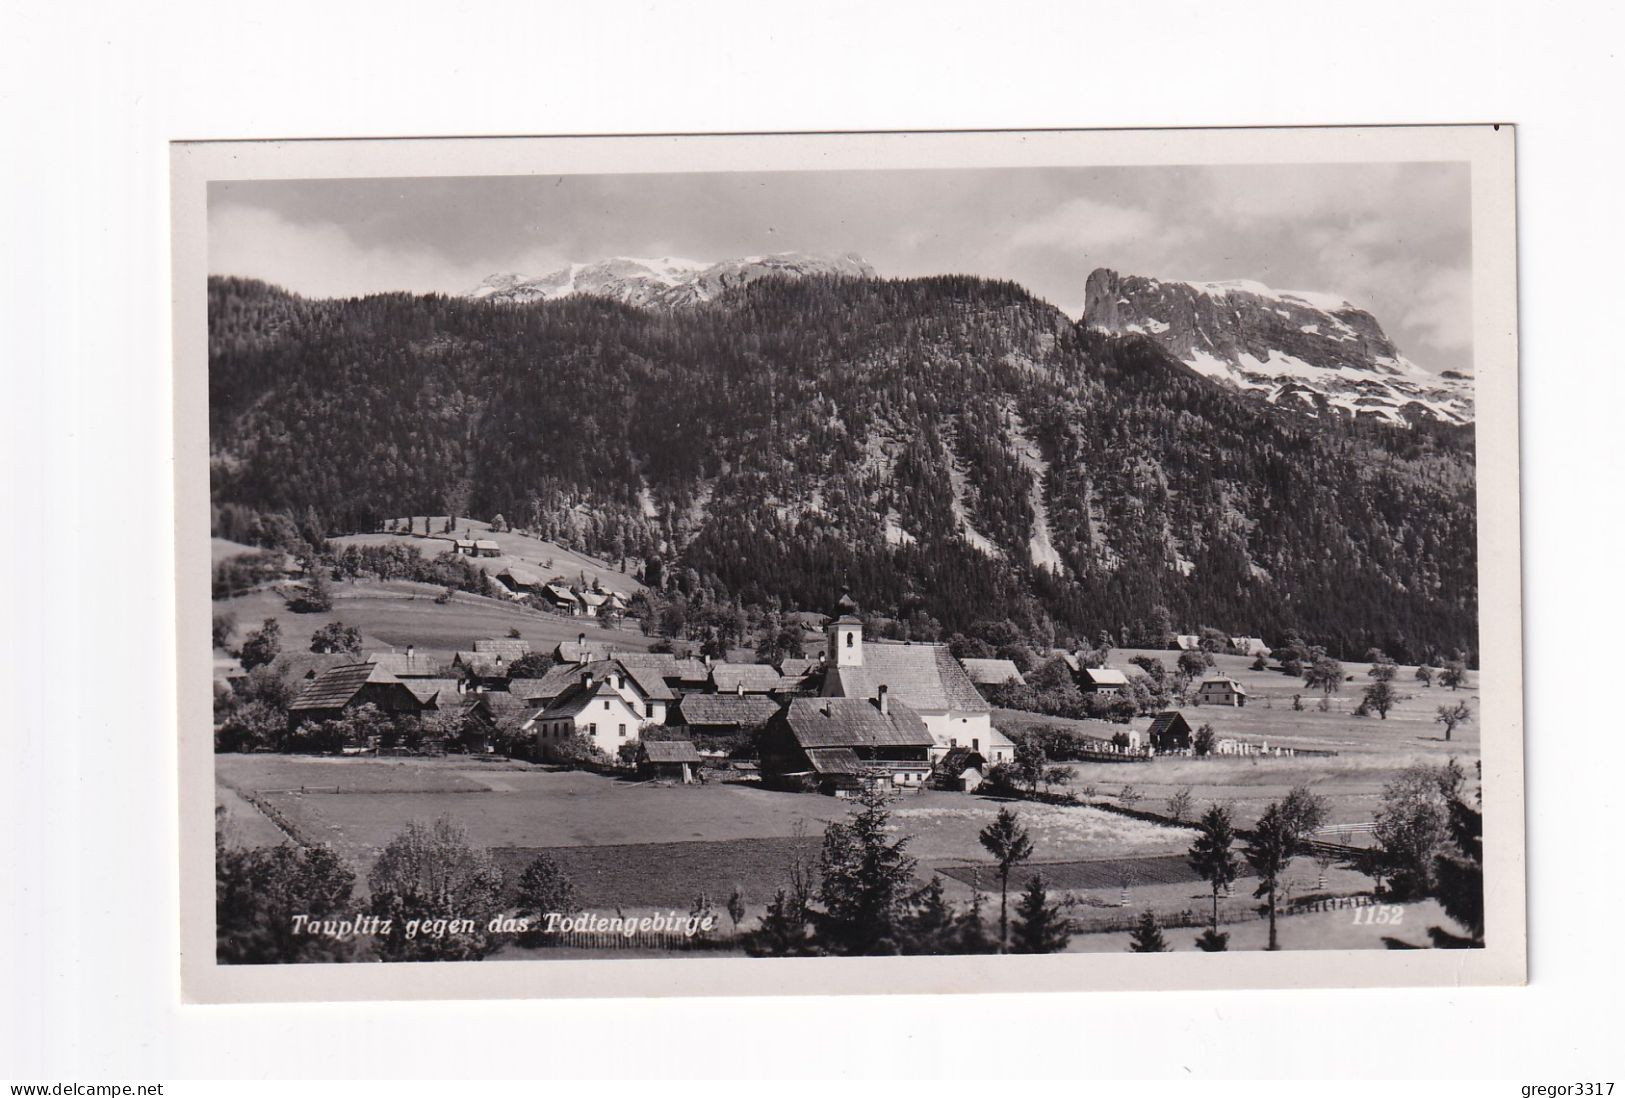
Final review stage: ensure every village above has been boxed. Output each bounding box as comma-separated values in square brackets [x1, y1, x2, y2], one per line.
[212, 517, 1482, 957]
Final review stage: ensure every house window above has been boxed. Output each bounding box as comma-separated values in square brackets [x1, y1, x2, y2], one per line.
[972, 738, 979, 751]
[589, 723, 597, 736]
[603, 700, 611, 710]
[646, 703, 654, 718]
[619, 724, 627, 737]
[846, 633, 853, 648]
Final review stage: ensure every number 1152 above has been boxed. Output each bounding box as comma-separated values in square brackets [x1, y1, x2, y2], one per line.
[1353, 904, 1405, 925]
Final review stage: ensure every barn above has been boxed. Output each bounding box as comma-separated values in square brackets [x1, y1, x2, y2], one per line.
[1146, 711, 1195, 753]
[636, 739, 704, 784]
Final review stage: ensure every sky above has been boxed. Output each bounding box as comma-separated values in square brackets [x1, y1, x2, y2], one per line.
[209, 162, 1474, 374]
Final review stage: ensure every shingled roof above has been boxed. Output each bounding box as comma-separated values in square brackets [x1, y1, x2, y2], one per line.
[473, 637, 532, 659]
[960, 657, 1026, 686]
[497, 564, 542, 589]
[776, 697, 933, 749]
[290, 663, 404, 712]
[678, 692, 781, 728]
[1080, 666, 1129, 687]
[538, 680, 629, 721]
[554, 637, 611, 664]
[639, 740, 703, 764]
[1146, 711, 1193, 742]
[825, 643, 990, 714]
[402, 677, 466, 707]
[365, 650, 443, 678]
[776, 657, 822, 679]
[453, 651, 513, 678]
[607, 660, 675, 702]
[710, 663, 784, 694]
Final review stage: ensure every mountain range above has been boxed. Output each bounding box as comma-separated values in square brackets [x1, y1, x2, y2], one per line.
[469, 252, 877, 309]
[208, 258, 1478, 662]
[1083, 268, 1473, 426]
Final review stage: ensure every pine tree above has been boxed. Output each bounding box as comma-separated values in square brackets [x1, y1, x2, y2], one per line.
[813, 789, 918, 955]
[978, 806, 1034, 952]
[1010, 874, 1072, 954]
[953, 883, 998, 955]
[1187, 803, 1239, 934]
[747, 888, 815, 957]
[1245, 799, 1314, 951]
[900, 875, 959, 955]
[1194, 927, 1230, 952]
[1128, 909, 1170, 952]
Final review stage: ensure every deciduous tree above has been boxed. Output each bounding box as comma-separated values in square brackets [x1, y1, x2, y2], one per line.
[367, 816, 506, 961]
[514, 853, 580, 946]
[237, 618, 282, 672]
[1436, 701, 1472, 741]
[216, 833, 358, 964]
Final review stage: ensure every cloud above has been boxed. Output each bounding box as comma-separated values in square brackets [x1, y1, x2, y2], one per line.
[1007, 195, 1160, 254]
[207, 203, 568, 298]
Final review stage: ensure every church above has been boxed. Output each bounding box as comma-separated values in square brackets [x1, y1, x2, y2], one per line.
[818, 616, 1011, 764]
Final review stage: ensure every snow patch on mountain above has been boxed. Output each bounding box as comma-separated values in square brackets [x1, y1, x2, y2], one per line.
[469, 252, 875, 309]
[1084, 268, 1474, 426]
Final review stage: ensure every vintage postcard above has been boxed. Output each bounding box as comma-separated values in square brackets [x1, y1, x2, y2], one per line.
[172, 126, 1524, 1002]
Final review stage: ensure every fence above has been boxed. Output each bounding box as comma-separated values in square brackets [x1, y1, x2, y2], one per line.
[546, 928, 739, 952]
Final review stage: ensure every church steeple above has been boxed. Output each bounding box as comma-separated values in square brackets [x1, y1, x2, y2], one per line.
[828, 615, 864, 668]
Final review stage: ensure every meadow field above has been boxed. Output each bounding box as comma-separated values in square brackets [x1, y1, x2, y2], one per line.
[335, 516, 645, 597]
[212, 574, 652, 667]
[212, 642, 1481, 951]
[996, 649, 1481, 831]
[216, 755, 1190, 915]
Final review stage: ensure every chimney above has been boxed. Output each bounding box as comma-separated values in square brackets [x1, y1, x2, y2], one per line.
[704, 654, 712, 669]
[735, 682, 744, 696]
[877, 684, 889, 716]
[581, 671, 595, 689]
[576, 633, 588, 665]
[406, 644, 415, 662]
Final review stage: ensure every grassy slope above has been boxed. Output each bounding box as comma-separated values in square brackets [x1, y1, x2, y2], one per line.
[353, 516, 644, 597]
[213, 576, 652, 663]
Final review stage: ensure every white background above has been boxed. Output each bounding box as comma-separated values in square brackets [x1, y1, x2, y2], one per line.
[2, 0, 1619, 1081]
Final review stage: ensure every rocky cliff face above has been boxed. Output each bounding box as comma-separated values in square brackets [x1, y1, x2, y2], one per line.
[469, 252, 875, 309]
[1083, 268, 1473, 425]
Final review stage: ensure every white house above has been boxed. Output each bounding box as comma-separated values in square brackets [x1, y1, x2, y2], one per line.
[530, 669, 650, 760]
[818, 617, 1009, 763]
[1078, 666, 1129, 695]
[1196, 677, 1248, 707]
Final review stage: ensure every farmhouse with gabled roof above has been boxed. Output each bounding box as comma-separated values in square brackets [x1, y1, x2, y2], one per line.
[288, 662, 423, 726]
[760, 694, 935, 795]
[675, 692, 781, 736]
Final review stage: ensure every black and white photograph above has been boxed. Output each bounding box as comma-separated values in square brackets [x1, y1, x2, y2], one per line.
[170, 128, 1524, 1001]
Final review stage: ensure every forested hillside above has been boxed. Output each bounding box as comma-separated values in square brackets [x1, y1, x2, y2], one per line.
[207, 274, 1478, 663]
